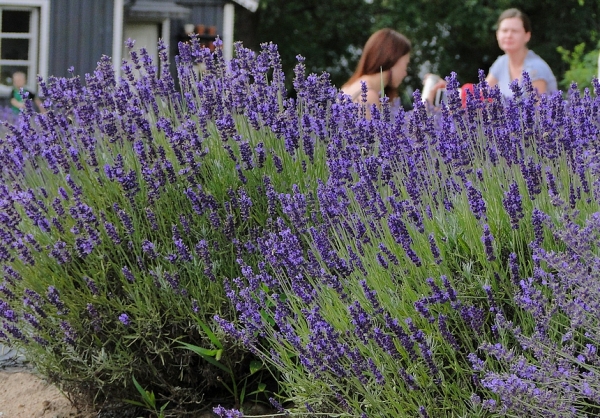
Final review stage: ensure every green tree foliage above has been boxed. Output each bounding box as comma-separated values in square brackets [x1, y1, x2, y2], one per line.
[557, 41, 600, 92]
[374, 0, 599, 92]
[240, 0, 376, 90]
[237, 0, 599, 99]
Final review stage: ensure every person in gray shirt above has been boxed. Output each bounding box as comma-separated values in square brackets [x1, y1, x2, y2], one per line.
[486, 8, 557, 98]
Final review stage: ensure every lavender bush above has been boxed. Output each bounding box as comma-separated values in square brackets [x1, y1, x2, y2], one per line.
[0, 38, 332, 412]
[1, 33, 599, 417]
[219, 75, 600, 416]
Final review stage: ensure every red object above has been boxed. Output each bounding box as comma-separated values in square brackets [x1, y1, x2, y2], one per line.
[460, 83, 475, 108]
[460, 83, 493, 108]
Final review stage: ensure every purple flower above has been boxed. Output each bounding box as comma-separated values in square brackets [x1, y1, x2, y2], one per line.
[112, 203, 134, 236]
[414, 299, 435, 323]
[360, 280, 382, 315]
[213, 405, 244, 418]
[521, 157, 542, 199]
[144, 208, 159, 231]
[47, 286, 67, 314]
[60, 320, 77, 346]
[103, 221, 121, 245]
[388, 214, 421, 266]
[172, 225, 192, 262]
[87, 303, 102, 332]
[502, 182, 524, 229]
[438, 314, 460, 350]
[481, 224, 496, 261]
[268, 397, 288, 414]
[398, 367, 419, 391]
[531, 208, 549, 245]
[118, 313, 130, 326]
[122, 266, 135, 283]
[195, 239, 215, 281]
[384, 314, 418, 361]
[141, 239, 158, 259]
[428, 233, 442, 264]
[465, 181, 487, 221]
[3, 322, 27, 342]
[348, 301, 372, 344]
[83, 276, 99, 295]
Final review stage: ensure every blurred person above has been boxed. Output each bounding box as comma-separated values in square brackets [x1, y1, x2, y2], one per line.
[10, 71, 45, 114]
[486, 8, 557, 97]
[424, 8, 557, 105]
[341, 28, 411, 111]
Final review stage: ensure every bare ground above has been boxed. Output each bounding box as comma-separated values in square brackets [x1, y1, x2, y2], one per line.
[0, 369, 93, 418]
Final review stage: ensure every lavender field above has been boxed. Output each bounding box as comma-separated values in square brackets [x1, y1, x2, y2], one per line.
[0, 38, 599, 417]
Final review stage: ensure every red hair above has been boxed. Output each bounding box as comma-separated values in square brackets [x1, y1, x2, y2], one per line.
[344, 29, 411, 99]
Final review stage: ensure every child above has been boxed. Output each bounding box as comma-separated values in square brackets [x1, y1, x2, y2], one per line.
[10, 71, 44, 114]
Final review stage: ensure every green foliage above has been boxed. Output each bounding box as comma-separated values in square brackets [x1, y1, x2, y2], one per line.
[374, 0, 599, 89]
[0, 42, 328, 413]
[222, 84, 600, 416]
[126, 375, 169, 418]
[180, 341, 267, 411]
[251, 0, 376, 89]
[246, 0, 600, 102]
[557, 41, 600, 91]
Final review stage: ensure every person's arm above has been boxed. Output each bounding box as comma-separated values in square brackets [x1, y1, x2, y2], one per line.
[531, 79, 547, 95]
[10, 97, 25, 110]
[423, 78, 447, 104]
[526, 55, 556, 95]
[486, 56, 503, 89]
[486, 74, 498, 87]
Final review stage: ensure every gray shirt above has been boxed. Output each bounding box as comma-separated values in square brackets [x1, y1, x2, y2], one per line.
[489, 50, 557, 97]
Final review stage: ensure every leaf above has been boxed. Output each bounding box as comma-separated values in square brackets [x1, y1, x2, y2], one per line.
[249, 360, 263, 375]
[123, 399, 147, 408]
[179, 342, 231, 374]
[259, 309, 276, 327]
[131, 375, 155, 408]
[240, 384, 246, 405]
[179, 342, 219, 357]
[246, 383, 267, 397]
[193, 317, 223, 349]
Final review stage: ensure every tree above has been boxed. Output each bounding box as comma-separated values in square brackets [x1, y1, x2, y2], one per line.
[235, 0, 599, 101]
[236, 0, 376, 90]
[369, 0, 599, 96]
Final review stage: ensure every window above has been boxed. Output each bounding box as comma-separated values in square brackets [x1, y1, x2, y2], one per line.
[0, 6, 39, 89]
[0, 0, 49, 99]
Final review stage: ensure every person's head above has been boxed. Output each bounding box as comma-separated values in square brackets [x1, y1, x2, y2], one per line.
[12, 71, 26, 89]
[346, 28, 411, 99]
[495, 9, 532, 53]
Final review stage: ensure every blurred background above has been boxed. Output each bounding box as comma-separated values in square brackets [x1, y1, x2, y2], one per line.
[237, 0, 600, 107]
[0, 0, 598, 109]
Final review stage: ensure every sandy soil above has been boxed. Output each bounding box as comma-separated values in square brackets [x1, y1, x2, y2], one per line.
[0, 369, 280, 418]
[0, 369, 93, 418]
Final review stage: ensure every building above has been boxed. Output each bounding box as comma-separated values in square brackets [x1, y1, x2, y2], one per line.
[0, 0, 258, 98]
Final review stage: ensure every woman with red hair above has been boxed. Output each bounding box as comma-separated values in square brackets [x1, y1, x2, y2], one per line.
[341, 28, 412, 109]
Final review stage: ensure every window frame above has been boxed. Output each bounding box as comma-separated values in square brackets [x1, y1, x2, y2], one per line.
[0, 0, 49, 91]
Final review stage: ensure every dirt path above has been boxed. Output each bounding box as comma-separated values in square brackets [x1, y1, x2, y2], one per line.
[0, 345, 275, 418]
[0, 369, 92, 418]
[0, 343, 91, 418]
